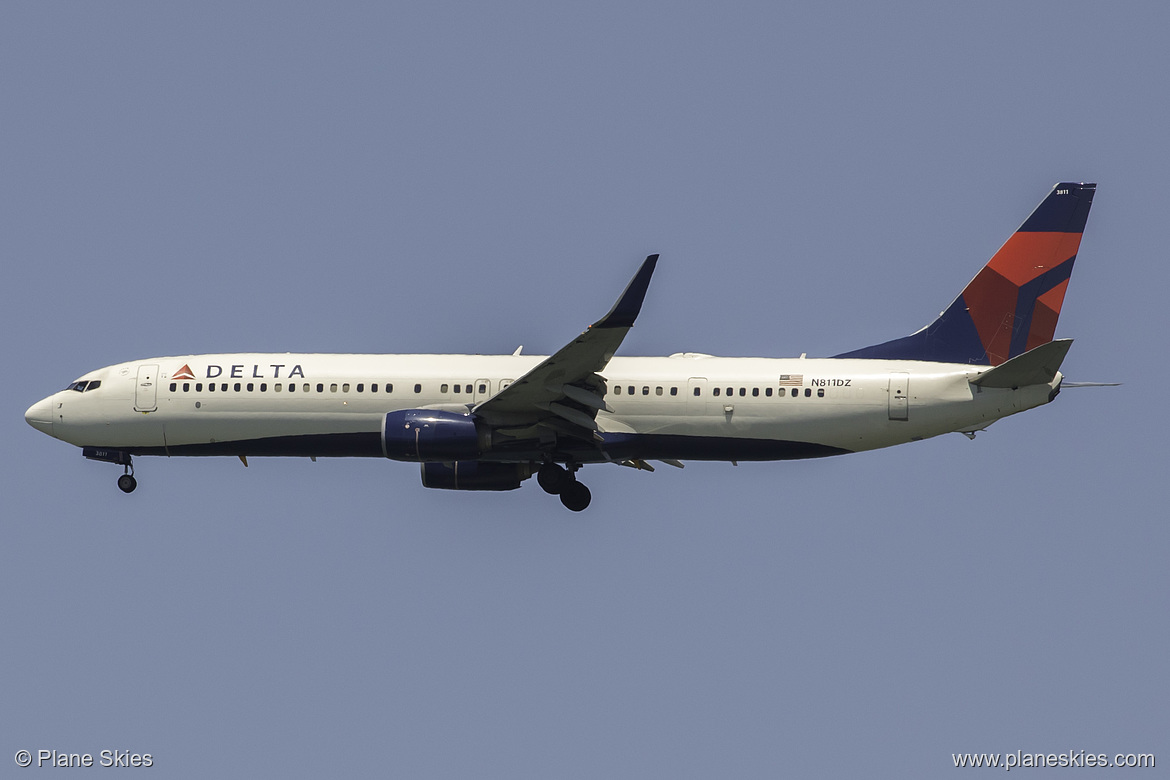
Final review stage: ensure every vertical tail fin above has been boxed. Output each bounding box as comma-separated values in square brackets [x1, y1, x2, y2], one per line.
[836, 182, 1096, 365]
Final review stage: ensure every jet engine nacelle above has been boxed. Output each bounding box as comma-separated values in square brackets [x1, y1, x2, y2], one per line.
[420, 461, 532, 491]
[382, 410, 489, 461]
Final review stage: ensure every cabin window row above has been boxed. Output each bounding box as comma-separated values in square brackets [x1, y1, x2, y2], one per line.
[167, 380, 826, 399]
[612, 385, 680, 397]
[607, 385, 826, 399]
[169, 382, 398, 394]
[168, 381, 494, 395]
[438, 383, 489, 394]
[708, 386, 824, 398]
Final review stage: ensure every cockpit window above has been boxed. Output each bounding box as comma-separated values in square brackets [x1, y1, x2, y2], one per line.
[84, 380, 101, 391]
[68, 381, 88, 392]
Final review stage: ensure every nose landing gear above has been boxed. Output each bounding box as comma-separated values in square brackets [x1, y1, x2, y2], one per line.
[117, 473, 137, 493]
[115, 463, 137, 493]
[537, 462, 591, 511]
[81, 447, 137, 493]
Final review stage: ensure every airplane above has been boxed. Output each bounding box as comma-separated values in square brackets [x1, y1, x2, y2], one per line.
[25, 182, 1096, 511]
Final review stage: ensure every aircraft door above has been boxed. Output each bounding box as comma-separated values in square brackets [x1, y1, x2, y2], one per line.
[888, 372, 909, 421]
[474, 379, 491, 403]
[687, 378, 708, 415]
[134, 364, 159, 412]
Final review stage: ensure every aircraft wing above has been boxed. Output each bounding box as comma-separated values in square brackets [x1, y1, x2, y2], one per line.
[472, 255, 658, 439]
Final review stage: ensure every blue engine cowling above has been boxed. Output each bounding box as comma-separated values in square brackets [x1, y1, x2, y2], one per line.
[420, 461, 532, 491]
[382, 409, 489, 461]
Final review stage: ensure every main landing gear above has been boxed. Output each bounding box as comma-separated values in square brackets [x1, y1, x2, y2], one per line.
[537, 462, 591, 511]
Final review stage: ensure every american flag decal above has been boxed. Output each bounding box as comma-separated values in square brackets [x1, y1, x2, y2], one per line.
[778, 374, 803, 386]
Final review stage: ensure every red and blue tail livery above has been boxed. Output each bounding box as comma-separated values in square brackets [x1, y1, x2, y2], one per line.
[836, 182, 1095, 365]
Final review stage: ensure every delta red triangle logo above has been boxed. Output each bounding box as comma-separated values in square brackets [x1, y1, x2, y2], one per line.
[173, 364, 196, 381]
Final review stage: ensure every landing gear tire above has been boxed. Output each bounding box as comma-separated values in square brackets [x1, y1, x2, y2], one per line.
[560, 480, 591, 512]
[537, 462, 570, 494]
[117, 474, 138, 493]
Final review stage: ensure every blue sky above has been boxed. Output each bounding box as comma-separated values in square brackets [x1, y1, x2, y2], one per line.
[2, 3, 1165, 777]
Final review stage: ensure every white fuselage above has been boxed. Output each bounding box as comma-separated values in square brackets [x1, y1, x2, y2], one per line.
[23, 184, 1092, 507]
[27, 352, 1059, 461]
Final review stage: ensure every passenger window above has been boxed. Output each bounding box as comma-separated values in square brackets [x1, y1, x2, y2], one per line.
[817, 388, 825, 397]
[342, 383, 350, 393]
[739, 387, 746, 397]
[453, 384, 461, 394]
[465, 384, 473, 394]
[356, 383, 363, 392]
[414, 384, 422, 393]
[441, 384, 449, 393]
[275, 383, 283, 392]
[371, 384, 378, 393]
[234, 383, 242, 392]
[713, 387, 720, 397]
[330, 383, 338, 393]
[260, 383, 267, 392]
[766, 387, 773, 397]
[614, 385, 622, 395]
[183, 383, 190, 392]
[627, 386, 634, 395]
[387, 383, 394, 393]
[642, 386, 649, 395]
[317, 383, 324, 393]
[693, 387, 700, 396]
[196, 383, 203, 392]
[303, 383, 310, 393]
[726, 387, 733, 396]
[287, 384, 294, 393]
[790, 388, 797, 397]
[804, 388, 811, 397]
[478, 384, 486, 394]
[752, 387, 759, 397]
[169, 383, 177, 392]
[247, 383, 254, 392]
[209, 383, 216, 393]
[655, 387, 663, 396]
[670, 387, 678, 396]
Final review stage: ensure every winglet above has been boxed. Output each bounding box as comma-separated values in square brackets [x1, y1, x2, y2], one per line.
[592, 254, 659, 329]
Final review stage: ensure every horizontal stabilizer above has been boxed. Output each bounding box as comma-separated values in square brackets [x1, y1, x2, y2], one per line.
[970, 339, 1072, 388]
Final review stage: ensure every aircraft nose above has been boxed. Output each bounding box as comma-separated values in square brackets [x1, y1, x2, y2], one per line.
[24, 396, 55, 436]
